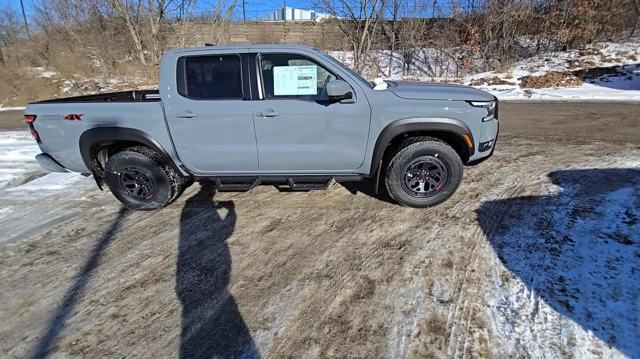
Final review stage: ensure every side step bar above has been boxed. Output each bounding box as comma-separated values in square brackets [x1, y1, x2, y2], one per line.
[214, 177, 260, 192]
[209, 176, 344, 192]
[285, 177, 332, 191]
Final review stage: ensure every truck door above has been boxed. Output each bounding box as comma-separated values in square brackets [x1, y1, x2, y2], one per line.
[164, 52, 258, 173]
[252, 52, 371, 172]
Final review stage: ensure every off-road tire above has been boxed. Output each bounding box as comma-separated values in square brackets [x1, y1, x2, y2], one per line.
[104, 146, 186, 210]
[385, 137, 463, 208]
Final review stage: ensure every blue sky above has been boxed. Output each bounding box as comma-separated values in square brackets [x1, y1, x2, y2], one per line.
[200, 0, 316, 19]
[0, 0, 315, 20]
[0, 0, 33, 14]
[1, 0, 456, 21]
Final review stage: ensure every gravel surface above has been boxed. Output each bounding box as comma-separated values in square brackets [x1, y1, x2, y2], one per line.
[0, 102, 638, 358]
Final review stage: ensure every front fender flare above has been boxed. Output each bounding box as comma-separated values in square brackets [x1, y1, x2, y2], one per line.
[369, 117, 474, 175]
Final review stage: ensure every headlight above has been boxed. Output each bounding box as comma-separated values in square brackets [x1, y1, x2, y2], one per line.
[469, 100, 497, 122]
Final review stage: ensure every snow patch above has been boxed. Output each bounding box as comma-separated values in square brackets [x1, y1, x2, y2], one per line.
[0, 131, 42, 189]
[0, 131, 95, 199]
[483, 165, 640, 357]
[373, 78, 388, 90]
[30, 67, 58, 78]
[7, 172, 86, 192]
[0, 106, 25, 112]
[0, 206, 12, 220]
[332, 39, 640, 101]
[40, 71, 57, 78]
[481, 79, 640, 101]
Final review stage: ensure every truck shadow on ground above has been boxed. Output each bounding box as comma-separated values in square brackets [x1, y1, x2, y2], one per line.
[31, 207, 130, 358]
[476, 168, 640, 357]
[176, 183, 259, 359]
[340, 179, 396, 204]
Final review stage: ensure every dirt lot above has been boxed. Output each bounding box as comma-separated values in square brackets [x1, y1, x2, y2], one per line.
[0, 102, 639, 358]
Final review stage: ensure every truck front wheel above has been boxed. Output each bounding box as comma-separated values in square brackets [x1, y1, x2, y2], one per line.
[104, 146, 185, 210]
[385, 137, 463, 208]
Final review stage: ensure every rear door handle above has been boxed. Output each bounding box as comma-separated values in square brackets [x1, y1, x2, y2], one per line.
[175, 110, 198, 118]
[256, 110, 279, 118]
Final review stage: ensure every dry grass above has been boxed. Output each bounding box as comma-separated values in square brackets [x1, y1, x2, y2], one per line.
[468, 76, 514, 86]
[409, 314, 449, 358]
[519, 71, 584, 88]
[567, 58, 597, 69]
[0, 66, 59, 106]
[424, 315, 447, 337]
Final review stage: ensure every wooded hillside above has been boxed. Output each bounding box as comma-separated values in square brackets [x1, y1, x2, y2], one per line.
[1, 0, 638, 106]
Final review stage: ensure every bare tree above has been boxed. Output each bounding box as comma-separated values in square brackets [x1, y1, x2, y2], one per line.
[176, 0, 197, 47]
[396, 1, 432, 76]
[205, 0, 237, 45]
[317, 0, 387, 73]
[0, 6, 24, 65]
[635, 0, 640, 35]
[147, 0, 179, 64]
[109, 0, 148, 66]
[380, 0, 401, 77]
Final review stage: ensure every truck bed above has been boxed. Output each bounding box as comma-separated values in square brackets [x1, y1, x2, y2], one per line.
[31, 90, 160, 104]
[26, 94, 173, 174]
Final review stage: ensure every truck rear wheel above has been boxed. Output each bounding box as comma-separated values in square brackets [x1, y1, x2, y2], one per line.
[104, 146, 185, 210]
[385, 137, 463, 208]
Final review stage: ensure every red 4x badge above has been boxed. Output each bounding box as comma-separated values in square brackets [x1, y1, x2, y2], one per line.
[64, 114, 84, 121]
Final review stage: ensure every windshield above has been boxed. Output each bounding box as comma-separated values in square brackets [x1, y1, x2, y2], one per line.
[316, 50, 373, 89]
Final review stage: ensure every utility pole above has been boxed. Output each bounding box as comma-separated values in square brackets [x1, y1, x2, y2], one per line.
[283, 0, 286, 22]
[20, 0, 31, 38]
[242, 0, 246, 22]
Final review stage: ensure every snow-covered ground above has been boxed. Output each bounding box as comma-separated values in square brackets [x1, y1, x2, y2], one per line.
[477, 79, 640, 101]
[332, 39, 640, 101]
[482, 164, 640, 357]
[0, 131, 42, 189]
[0, 106, 26, 112]
[467, 41, 640, 101]
[0, 131, 85, 191]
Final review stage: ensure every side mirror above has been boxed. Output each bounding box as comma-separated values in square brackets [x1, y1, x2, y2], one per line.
[326, 79, 354, 102]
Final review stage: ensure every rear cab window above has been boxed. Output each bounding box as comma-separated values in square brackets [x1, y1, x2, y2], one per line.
[177, 54, 243, 100]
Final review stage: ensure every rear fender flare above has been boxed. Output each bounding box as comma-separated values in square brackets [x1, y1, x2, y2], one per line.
[370, 118, 474, 176]
[79, 127, 187, 180]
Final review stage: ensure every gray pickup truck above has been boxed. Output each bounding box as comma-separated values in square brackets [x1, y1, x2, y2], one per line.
[25, 44, 498, 210]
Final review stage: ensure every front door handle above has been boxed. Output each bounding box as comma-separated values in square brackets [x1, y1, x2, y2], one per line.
[256, 110, 279, 118]
[175, 110, 198, 118]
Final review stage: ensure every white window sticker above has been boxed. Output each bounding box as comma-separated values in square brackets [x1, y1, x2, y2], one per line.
[273, 65, 318, 96]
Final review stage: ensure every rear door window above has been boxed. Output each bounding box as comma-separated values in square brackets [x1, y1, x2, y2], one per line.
[177, 55, 243, 100]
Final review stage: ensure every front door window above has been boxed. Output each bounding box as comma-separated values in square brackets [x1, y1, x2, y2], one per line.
[260, 54, 337, 101]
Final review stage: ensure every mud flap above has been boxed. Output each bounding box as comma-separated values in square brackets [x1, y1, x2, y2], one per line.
[374, 160, 383, 195]
[89, 158, 105, 190]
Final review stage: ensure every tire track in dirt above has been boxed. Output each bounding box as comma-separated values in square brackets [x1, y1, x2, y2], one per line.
[446, 180, 525, 358]
[443, 139, 582, 358]
[452, 157, 584, 357]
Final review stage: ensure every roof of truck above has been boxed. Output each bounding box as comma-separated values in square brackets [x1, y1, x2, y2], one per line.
[165, 44, 320, 55]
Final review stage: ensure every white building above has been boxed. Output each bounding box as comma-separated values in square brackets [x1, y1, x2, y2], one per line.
[260, 7, 333, 22]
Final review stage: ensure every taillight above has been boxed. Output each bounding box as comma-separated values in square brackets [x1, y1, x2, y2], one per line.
[24, 114, 40, 142]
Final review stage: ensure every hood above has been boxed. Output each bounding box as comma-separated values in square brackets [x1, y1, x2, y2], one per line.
[387, 81, 495, 102]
